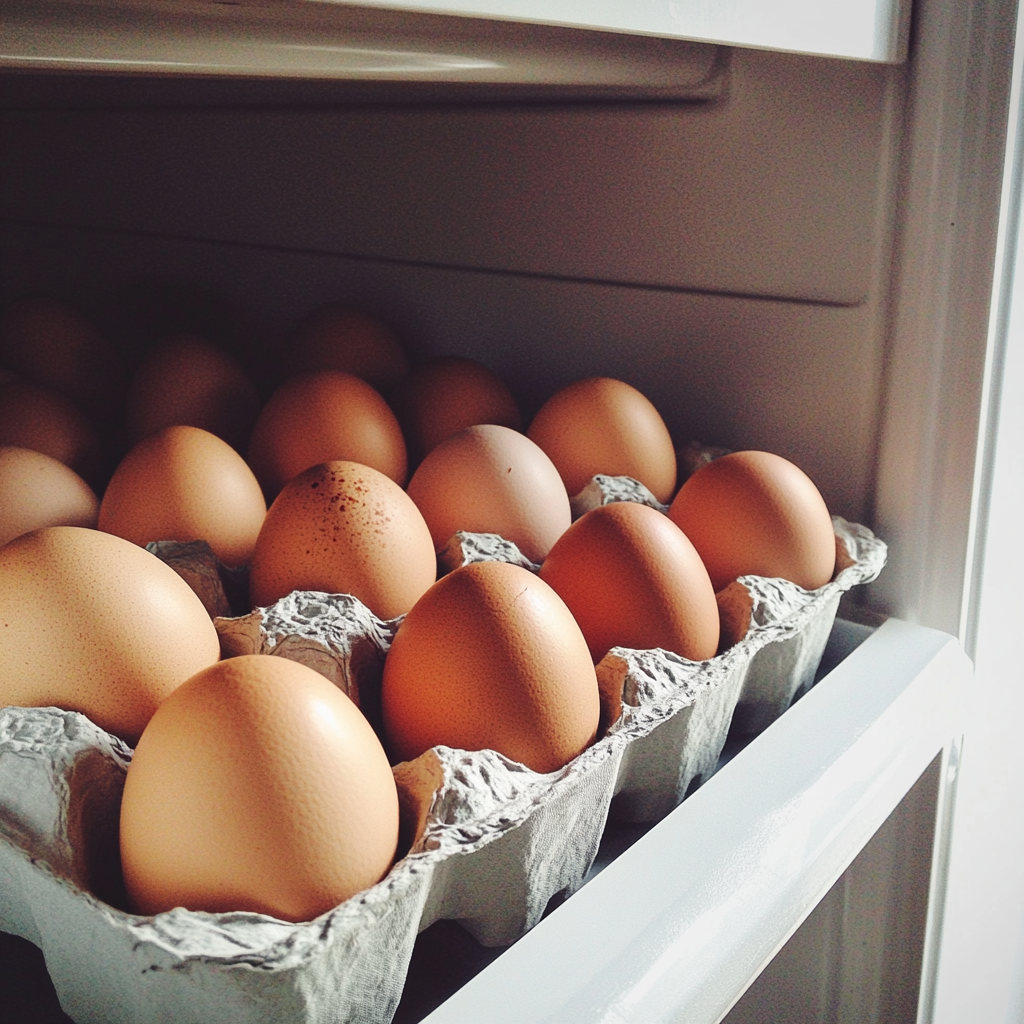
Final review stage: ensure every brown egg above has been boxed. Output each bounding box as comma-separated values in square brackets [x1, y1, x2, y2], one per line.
[0, 526, 220, 744]
[248, 370, 408, 499]
[0, 378, 103, 485]
[99, 425, 267, 567]
[527, 377, 677, 503]
[382, 561, 599, 773]
[539, 501, 719, 663]
[249, 460, 436, 617]
[406, 424, 570, 564]
[0, 446, 99, 548]
[125, 334, 261, 451]
[290, 304, 409, 390]
[388, 355, 522, 467]
[120, 655, 400, 922]
[668, 450, 836, 592]
[0, 296, 127, 434]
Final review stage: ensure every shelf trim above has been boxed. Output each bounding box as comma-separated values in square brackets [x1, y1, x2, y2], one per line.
[420, 618, 968, 1024]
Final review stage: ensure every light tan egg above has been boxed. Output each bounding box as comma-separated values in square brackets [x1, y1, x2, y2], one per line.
[99, 425, 266, 567]
[289, 304, 409, 391]
[249, 460, 436, 617]
[381, 561, 600, 774]
[125, 334, 261, 451]
[406, 424, 570, 565]
[539, 501, 719, 663]
[667, 450, 836, 592]
[0, 296, 127, 435]
[247, 370, 407, 499]
[0, 378, 103, 486]
[387, 355, 522, 467]
[120, 655, 399, 922]
[0, 526, 220, 744]
[527, 377, 677, 503]
[0, 446, 99, 548]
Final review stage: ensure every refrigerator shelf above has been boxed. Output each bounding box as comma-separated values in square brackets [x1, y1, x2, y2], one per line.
[0, 0, 908, 89]
[415, 616, 967, 1024]
[0, 0, 724, 94]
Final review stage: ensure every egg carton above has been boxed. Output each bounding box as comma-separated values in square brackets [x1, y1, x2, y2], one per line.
[0, 515, 884, 1024]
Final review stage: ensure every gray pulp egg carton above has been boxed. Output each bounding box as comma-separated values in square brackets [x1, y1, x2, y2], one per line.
[0, 506, 884, 1024]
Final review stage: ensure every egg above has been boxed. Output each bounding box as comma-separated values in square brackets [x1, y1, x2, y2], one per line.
[0, 446, 99, 548]
[527, 377, 677, 503]
[124, 333, 261, 451]
[289, 304, 409, 391]
[0, 378, 103, 485]
[120, 655, 399, 922]
[249, 460, 436, 617]
[0, 296, 127, 435]
[667, 450, 836, 592]
[247, 370, 408, 498]
[0, 526, 220, 744]
[539, 501, 719, 663]
[387, 355, 522, 467]
[98, 425, 267, 567]
[382, 561, 599, 773]
[406, 424, 570, 564]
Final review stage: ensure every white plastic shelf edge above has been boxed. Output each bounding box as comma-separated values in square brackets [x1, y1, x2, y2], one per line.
[349, 0, 911, 63]
[421, 617, 968, 1024]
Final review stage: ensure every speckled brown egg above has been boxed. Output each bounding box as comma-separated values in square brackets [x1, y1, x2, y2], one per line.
[0, 526, 220, 744]
[289, 304, 409, 391]
[125, 334, 261, 451]
[388, 355, 522, 467]
[120, 655, 400, 922]
[667, 450, 836, 592]
[247, 370, 408, 499]
[539, 501, 719, 663]
[0, 446, 99, 548]
[381, 561, 600, 774]
[248, 460, 436, 617]
[98, 425, 267, 567]
[406, 424, 570, 564]
[527, 377, 677, 503]
[0, 378, 103, 486]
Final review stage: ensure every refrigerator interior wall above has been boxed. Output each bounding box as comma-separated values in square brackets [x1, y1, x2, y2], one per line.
[1, 46, 898, 533]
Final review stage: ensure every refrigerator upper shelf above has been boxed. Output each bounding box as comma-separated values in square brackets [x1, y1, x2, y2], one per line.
[0, 0, 906, 90]
[0, 0, 721, 92]
[351, 0, 912, 63]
